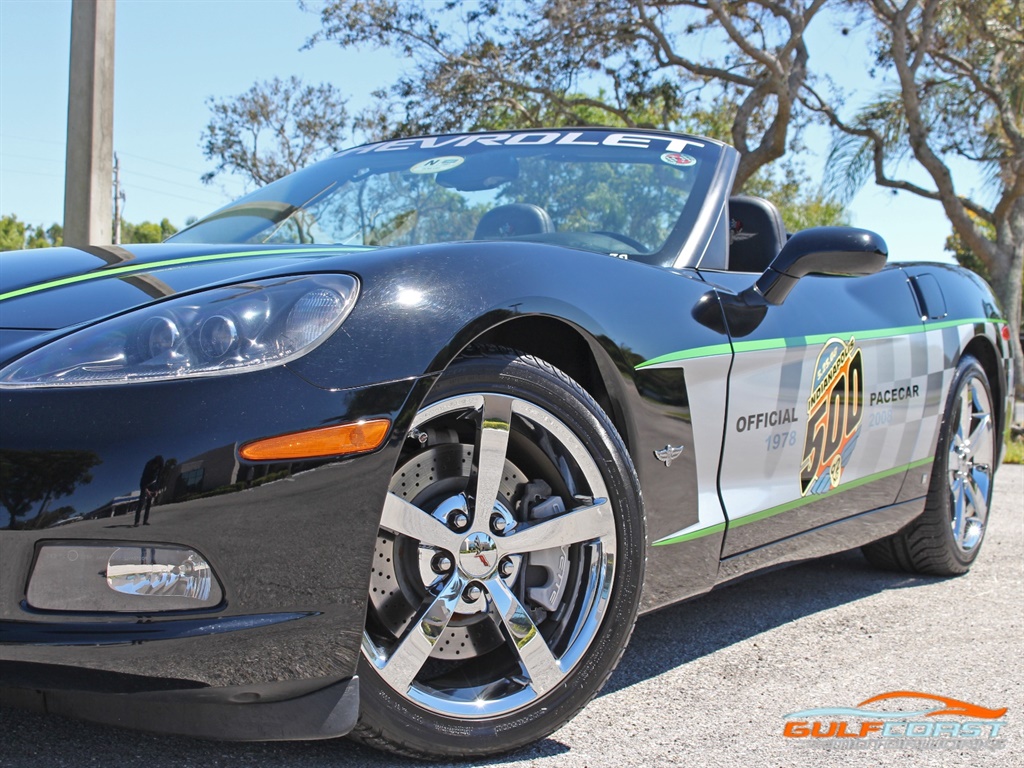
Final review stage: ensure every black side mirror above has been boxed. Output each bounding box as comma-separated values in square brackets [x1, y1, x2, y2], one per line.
[754, 226, 888, 305]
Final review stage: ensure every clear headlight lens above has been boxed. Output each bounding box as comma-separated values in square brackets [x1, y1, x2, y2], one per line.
[0, 274, 358, 388]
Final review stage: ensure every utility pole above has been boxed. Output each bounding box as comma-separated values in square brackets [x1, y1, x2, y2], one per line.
[112, 152, 124, 244]
[63, 0, 116, 248]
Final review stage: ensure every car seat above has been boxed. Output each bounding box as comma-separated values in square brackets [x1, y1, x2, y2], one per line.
[474, 204, 554, 240]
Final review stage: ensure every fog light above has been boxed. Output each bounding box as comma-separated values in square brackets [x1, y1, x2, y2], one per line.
[106, 547, 213, 600]
[27, 542, 223, 612]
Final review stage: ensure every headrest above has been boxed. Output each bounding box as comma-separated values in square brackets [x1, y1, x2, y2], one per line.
[474, 204, 554, 240]
[728, 195, 786, 273]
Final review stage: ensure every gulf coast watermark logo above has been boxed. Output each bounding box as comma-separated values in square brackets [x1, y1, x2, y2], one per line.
[783, 691, 1007, 750]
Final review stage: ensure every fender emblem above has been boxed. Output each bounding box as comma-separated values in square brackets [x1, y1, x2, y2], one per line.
[654, 445, 685, 467]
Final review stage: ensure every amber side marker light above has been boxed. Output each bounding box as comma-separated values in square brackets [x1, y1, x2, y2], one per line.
[239, 419, 391, 461]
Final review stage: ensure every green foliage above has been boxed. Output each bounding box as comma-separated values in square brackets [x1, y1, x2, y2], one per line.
[0, 214, 26, 251]
[741, 165, 849, 232]
[817, 0, 1023, 394]
[945, 214, 995, 282]
[45, 223, 63, 247]
[1, 214, 181, 249]
[1004, 429, 1024, 465]
[776, 193, 849, 233]
[946, 215, 1022, 330]
[120, 218, 178, 244]
[0, 214, 62, 251]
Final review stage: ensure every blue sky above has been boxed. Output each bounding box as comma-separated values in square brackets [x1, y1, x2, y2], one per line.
[0, 0, 976, 262]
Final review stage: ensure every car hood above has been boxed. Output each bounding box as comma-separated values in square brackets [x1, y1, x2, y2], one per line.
[0, 242, 369, 332]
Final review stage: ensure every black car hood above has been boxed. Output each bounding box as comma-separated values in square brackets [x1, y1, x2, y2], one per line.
[0, 243, 369, 332]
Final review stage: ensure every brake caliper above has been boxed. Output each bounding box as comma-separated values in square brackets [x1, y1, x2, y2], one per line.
[519, 480, 570, 613]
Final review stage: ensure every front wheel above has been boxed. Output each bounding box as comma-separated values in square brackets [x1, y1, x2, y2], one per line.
[352, 350, 645, 758]
[862, 354, 996, 575]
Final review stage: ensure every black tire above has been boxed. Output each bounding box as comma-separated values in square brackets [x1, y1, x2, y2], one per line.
[862, 355, 996, 575]
[350, 349, 645, 759]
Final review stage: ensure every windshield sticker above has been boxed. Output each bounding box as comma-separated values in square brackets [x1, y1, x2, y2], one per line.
[661, 152, 697, 167]
[336, 131, 706, 158]
[410, 156, 466, 174]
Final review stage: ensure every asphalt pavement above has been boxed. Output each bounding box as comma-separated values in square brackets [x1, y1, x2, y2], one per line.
[2, 465, 1021, 768]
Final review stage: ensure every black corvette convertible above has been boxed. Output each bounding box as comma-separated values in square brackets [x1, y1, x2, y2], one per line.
[0, 128, 1013, 758]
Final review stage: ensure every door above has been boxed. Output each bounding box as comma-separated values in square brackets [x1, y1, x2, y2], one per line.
[705, 267, 935, 556]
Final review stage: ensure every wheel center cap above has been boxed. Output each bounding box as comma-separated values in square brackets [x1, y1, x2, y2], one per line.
[459, 532, 498, 577]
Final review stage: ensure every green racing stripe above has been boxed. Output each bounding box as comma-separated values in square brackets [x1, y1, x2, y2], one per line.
[0, 247, 355, 303]
[652, 456, 935, 546]
[636, 317, 1005, 370]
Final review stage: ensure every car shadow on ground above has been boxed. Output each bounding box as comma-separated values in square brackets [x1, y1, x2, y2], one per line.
[599, 546, 942, 697]
[0, 549, 944, 768]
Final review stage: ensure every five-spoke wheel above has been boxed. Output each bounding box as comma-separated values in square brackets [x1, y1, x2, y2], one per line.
[946, 371, 994, 554]
[863, 354, 996, 575]
[352, 350, 644, 758]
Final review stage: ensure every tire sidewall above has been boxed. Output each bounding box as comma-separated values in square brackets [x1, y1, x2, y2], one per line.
[929, 355, 993, 569]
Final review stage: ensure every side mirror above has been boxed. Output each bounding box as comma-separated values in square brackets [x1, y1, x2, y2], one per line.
[754, 226, 888, 305]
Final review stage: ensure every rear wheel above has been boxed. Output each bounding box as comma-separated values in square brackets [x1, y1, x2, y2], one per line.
[862, 355, 995, 575]
[351, 349, 645, 758]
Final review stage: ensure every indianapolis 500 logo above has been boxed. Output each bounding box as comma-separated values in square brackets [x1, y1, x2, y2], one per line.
[800, 337, 864, 496]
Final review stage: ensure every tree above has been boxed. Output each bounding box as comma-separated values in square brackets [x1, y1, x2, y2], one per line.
[0, 215, 63, 251]
[0, 214, 27, 251]
[201, 75, 349, 187]
[121, 217, 178, 244]
[305, 1, 830, 189]
[809, 0, 1023, 393]
[0, 449, 101, 530]
[946, 214, 1023, 335]
[303, 0, 846, 225]
[946, 213, 996, 282]
[46, 222, 63, 247]
[25, 225, 51, 249]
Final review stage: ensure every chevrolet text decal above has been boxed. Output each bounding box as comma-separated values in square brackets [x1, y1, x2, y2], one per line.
[335, 131, 707, 157]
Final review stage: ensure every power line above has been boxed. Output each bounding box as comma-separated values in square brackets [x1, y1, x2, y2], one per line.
[122, 168, 227, 196]
[1, 164, 223, 200]
[112, 149, 209, 176]
[126, 181, 232, 206]
[1, 168, 63, 179]
[0, 134, 64, 147]
[0, 151, 64, 165]
[1, 135, 209, 176]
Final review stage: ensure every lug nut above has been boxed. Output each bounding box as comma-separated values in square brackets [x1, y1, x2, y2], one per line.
[463, 584, 483, 603]
[499, 557, 515, 578]
[491, 514, 507, 534]
[432, 554, 453, 574]
[449, 512, 470, 531]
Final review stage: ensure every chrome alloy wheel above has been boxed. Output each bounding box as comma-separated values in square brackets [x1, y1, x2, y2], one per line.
[362, 392, 617, 718]
[947, 373, 994, 553]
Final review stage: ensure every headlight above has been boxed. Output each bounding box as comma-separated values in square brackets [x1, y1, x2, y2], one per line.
[0, 274, 358, 388]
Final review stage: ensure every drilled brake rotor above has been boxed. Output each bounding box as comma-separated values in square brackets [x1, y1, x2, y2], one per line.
[369, 443, 525, 660]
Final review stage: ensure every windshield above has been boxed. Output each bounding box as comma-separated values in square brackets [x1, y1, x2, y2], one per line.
[171, 129, 721, 265]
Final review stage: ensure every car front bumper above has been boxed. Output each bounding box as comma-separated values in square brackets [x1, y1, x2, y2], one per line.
[0, 366, 435, 738]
